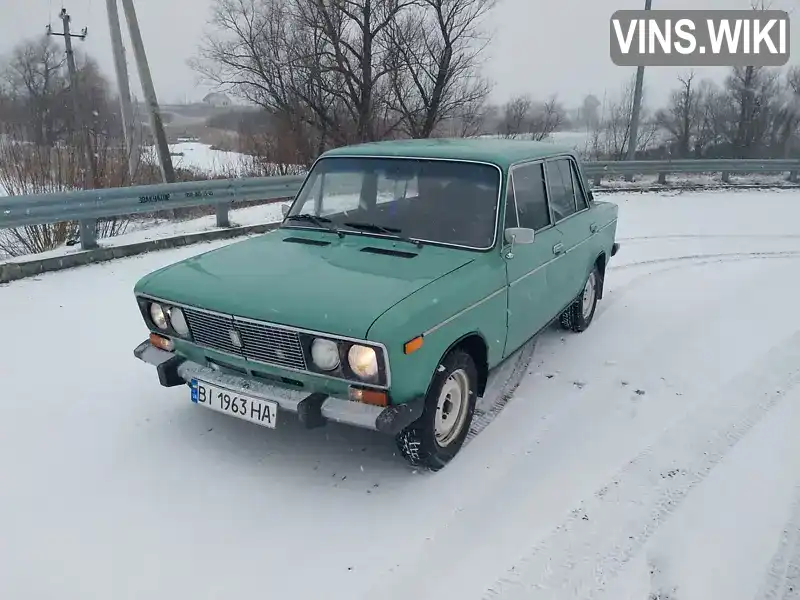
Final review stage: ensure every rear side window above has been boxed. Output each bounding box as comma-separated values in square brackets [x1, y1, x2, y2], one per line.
[511, 163, 550, 231]
[545, 159, 578, 221]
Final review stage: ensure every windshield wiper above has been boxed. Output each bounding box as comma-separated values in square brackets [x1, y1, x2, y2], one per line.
[343, 221, 423, 248]
[284, 213, 343, 237]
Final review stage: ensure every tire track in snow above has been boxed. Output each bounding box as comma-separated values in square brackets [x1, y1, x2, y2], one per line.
[755, 484, 800, 600]
[612, 250, 800, 271]
[618, 233, 800, 243]
[466, 339, 537, 444]
[481, 330, 800, 600]
[470, 252, 800, 447]
[595, 252, 800, 321]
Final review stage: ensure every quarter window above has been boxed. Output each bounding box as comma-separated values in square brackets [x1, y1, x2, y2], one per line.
[545, 159, 578, 221]
[511, 163, 550, 231]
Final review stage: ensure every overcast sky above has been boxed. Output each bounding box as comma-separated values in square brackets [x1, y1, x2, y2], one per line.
[0, 0, 798, 111]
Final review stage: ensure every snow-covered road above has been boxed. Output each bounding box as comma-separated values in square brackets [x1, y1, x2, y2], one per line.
[2, 189, 800, 600]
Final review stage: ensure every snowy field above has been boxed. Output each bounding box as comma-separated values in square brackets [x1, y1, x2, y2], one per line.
[162, 141, 252, 175]
[2, 189, 800, 600]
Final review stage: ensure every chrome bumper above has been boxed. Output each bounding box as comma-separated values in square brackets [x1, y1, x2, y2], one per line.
[133, 340, 423, 435]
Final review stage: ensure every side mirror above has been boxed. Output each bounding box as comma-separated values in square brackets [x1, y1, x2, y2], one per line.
[281, 204, 289, 217]
[504, 227, 535, 245]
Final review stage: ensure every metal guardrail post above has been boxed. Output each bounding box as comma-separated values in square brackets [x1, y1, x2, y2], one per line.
[79, 219, 98, 250]
[658, 172, 667, 185]
[722, 171, 731, 183]
[789, 170, 798, 183]
[216, 203, 231, 228]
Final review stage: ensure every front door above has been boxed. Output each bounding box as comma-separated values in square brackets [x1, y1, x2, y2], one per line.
[503, 161, 563, 357]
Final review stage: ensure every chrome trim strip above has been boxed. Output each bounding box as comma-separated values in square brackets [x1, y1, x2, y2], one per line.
[507, 218, 618, 288]
[508, 254, 560, 288]
[281, 155, 505, 252]
[422, 287, 506, 337]
[421, 217, 619, 335]
[136, 293, 392, 389]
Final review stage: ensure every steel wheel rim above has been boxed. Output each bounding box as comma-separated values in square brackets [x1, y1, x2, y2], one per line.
[582, 272, 596, 319]
[434, 369, 470, 447]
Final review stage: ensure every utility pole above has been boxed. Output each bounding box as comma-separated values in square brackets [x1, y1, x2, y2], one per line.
[625, 0, 652, 170]
[48, 8, 99, 249]
[119, 0, 175, 183]
[106, 0, 139, 181]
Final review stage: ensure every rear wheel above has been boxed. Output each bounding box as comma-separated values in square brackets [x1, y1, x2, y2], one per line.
[560, 266, 600, 332]
[396, 349, 478, 471]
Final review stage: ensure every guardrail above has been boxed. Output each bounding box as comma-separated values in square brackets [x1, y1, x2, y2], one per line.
[1, 158, 799, 251]
[582, 158, 800, 185]
[0, 175, 305, 249]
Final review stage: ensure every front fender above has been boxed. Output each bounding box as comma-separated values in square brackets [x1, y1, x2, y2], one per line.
[367, 257, 508, 404]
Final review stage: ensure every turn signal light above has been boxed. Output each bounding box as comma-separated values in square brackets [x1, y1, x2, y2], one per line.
[349, 387, 388, 407]
[404, 336, 424, 355]
[150, 332, 175, 352]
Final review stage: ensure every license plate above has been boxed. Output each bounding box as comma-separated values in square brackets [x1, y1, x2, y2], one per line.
[190, 379, 278, 429]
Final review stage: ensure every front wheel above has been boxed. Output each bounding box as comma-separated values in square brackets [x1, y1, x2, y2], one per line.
[396, 349, 478, 471]
[560, 266, 600, 332]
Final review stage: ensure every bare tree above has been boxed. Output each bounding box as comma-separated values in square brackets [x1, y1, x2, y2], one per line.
[2, 36, 68, 146]
[386, 0, 494, 138]
[585, 79, 659, 160]
[724, 65, 779, 157]
[193, 0, 496, 157]
[497, 94, 565, 140]
[656, 72, 706, 158]
[499, 94, 532, 137]
[770, 66, 800, 157]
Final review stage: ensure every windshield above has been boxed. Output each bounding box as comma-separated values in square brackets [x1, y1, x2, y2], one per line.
[285, 157, 501, 249]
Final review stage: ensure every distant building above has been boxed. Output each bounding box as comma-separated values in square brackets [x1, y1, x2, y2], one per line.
[202, 92, 232, 107]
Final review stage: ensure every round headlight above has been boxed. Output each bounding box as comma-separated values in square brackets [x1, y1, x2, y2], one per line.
[149, 302, 168, 330]
[348, 345, 378, 380]
[169, 307, 190, 337]
[311, 338, 340, 371]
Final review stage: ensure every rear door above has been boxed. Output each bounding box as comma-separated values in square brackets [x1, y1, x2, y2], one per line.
[543, 156, 596, 309]
[503, 161, 564, 356]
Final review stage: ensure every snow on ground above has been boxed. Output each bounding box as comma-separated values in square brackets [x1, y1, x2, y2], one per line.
[145, 142, 304, 177]
[156, 141, 249, 175]
[2, 189, 800, 600]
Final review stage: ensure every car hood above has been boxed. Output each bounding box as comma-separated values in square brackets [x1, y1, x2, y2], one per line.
[135, 229, 477, 339]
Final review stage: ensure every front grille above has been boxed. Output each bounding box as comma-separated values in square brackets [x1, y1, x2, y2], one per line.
[183, 307, 307, 371]
[183, 308, 239, 355]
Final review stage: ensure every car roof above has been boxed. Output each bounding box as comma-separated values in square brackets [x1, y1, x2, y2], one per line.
[319, 137, 576, 170]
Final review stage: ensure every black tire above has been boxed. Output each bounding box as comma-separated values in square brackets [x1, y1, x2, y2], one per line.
[395, 349, 478, 471]
[560, 266, 601, 333]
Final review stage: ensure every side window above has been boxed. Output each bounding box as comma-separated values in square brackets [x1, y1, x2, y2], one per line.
[299, 171, 363, 216]
[376, 173, 417, 205]
[571, 162, 589, 211]
[511, 162, 550, 231]
[504, 178, 519, 229]
[545, 159, 577, 221]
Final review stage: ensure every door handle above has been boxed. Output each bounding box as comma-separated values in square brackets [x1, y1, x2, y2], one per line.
[590, 223, 599, 233]
[553, 243, 564, 255]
